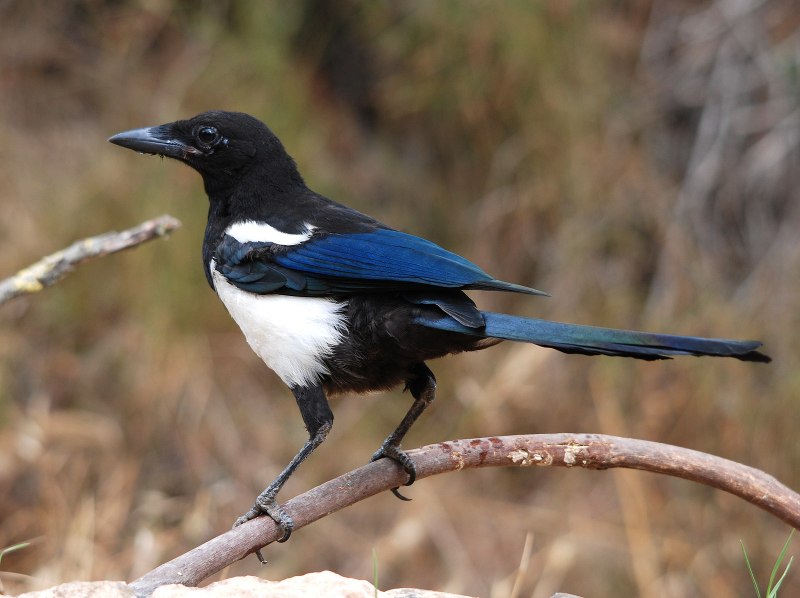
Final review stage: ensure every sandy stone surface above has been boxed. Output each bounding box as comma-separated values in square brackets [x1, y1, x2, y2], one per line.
[8, 572, 480, 598]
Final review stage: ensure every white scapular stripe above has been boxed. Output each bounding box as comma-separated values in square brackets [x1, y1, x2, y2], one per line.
[211, 261, 347, 388]
[225, 220, 315, 245]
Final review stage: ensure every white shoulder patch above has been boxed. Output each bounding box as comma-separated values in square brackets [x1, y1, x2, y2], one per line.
[225, 220, 315, 246]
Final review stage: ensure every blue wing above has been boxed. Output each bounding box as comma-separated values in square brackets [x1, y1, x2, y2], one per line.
[214, 229, 547, 297]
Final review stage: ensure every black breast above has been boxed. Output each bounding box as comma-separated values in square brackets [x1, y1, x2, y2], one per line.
[320, 293, 489, 395]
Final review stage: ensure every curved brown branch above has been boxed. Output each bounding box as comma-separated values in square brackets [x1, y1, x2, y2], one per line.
[129, 433, 800, 597]
[0, 215, 181, 306]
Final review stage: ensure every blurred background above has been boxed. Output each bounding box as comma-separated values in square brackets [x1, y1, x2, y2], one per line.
[0, 1, 798, 596]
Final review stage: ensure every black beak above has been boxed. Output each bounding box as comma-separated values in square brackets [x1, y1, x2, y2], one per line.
[108, 125, 198, 160]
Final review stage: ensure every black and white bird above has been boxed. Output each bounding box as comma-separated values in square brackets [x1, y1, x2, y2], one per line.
[109, 111, 769, 543]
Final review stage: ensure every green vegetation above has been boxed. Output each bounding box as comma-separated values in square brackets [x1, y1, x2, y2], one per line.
[742, 530, 795, 598]
[0, 542, 29, 567]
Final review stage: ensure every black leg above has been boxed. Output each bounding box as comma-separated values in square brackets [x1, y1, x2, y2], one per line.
[371, 363, 436, 496]
[234, 384, 333, 545]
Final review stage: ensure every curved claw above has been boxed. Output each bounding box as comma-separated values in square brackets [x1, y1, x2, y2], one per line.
[371, 442, 417, 499]
[260, 499, 294, 543]
[391, 487, 413, 501]
[233, 496, 294, 544]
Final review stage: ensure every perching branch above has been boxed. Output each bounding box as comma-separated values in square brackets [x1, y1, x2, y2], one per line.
[0, 215, 181, 306]
[129, 433, 800, 597]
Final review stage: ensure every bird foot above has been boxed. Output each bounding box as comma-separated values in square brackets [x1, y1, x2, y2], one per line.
[233, 491, 294, 546]
[371, 441, 416, 500]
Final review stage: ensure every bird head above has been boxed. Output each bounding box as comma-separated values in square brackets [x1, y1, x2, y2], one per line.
[109, 111, 303, 195]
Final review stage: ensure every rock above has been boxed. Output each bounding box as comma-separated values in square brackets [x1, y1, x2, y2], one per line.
[152, 572, 473, 597]
[6, 572, 477, 598]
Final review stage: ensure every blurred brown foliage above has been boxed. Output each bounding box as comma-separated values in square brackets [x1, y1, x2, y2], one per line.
[0, 1, 797, 596]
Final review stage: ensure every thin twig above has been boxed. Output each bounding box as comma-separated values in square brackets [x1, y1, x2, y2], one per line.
[0, 215, 182, 306]
[129, 433, 800, 597]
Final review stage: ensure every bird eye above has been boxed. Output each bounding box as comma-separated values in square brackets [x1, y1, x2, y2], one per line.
[196, 126, 219, 145]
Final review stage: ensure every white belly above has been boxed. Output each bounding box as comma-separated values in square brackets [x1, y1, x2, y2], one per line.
[211, 267, 347, 388]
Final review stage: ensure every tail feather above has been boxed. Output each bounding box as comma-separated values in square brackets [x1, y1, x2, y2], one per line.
[416, 311, 770, 363]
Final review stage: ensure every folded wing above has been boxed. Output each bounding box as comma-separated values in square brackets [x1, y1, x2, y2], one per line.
[214, 228, 547, 297]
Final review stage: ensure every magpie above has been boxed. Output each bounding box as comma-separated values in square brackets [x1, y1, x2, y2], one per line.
[109, 110, 769, 542]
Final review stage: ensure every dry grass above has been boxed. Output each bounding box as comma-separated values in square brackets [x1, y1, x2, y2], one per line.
[0, 1, 798, 596]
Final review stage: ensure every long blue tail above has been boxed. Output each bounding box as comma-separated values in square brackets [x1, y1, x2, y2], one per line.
[416, 311, 770, 362]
